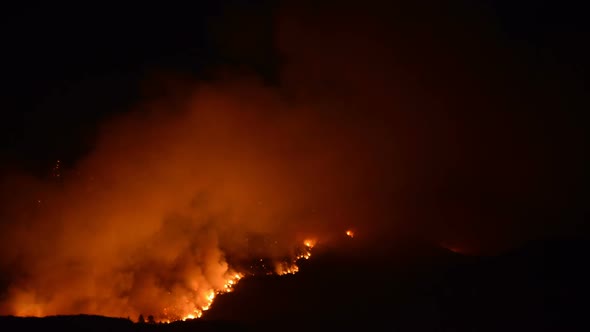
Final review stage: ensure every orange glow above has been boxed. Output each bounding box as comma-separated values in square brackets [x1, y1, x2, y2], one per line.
[441, 243, 466, 255]
[0, 71, 377, 322]
[275, 263, 300, 275]
[272, 239, 317, 276]
[0, 13, 412, 321]
[303, 239, 316, 248]
[0, 4, 571, 323]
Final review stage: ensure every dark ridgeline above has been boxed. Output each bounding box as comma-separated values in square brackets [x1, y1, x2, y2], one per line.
[0, 315, 134, 332]
[0, 315, 247, 332]
[1, 1, 588, 332]
[205, 236, 590, 331]
[2, 236, 588, 331]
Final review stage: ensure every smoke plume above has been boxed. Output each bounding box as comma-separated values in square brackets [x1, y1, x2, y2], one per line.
[0, 1, 585, 320]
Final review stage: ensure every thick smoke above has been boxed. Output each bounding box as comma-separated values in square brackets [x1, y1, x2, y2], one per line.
[0, 76, 384, 318]
[0, 1, 586, 320]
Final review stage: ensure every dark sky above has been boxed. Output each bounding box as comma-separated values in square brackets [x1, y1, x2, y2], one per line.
[0, 1, 277, 172]
[0, 0, 588, 247]
[0, 0, 589, 320]
[1, 1, 587, 166]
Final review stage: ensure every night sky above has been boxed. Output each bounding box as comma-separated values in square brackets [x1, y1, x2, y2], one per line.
[0, 2, 277, 171]
[1, 2, 587, 171]
[0, 0, 588, 322]
[1, 0, 588, 247]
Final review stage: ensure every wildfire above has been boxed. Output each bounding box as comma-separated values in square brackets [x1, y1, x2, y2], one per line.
[222, 273, 243, 293]
[178, 240, 314, 321]
[275, 262, 300, 275]
[183, 313, 200, 321]
[346, 230, 354, 238]
[303, 239, 316, 248]
[274, 238, 315, 275]
[7, 237, 318, 323]
[163, 272, 244, 322]
[297, 251, 311, 260]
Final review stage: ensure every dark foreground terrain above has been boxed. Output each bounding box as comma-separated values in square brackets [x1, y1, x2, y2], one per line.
[1, 237, 589, 331]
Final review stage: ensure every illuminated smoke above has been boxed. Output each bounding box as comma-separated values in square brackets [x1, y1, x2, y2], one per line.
[0, 1, 581, 322]
[0, 75, 379, 321]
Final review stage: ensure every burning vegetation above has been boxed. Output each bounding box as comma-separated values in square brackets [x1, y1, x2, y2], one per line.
[0, 1, 577, 325]
[174, 237, 316, 322]
[0, 74, 366, 321]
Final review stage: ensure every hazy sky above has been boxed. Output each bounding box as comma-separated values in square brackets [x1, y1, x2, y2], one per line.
[0, 0, 587, 319]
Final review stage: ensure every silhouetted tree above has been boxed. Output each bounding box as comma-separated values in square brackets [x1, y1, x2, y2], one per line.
[138, 314, 145, 323]
[147, 315, 155, 324]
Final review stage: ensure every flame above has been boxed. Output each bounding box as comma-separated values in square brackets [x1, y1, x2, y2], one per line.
[275, 263, 300, 275]
[346, 230, 354, 238]
[7, 192, 320, 323]
[177, 240, 314, 321]
[303, 239, 316, 248]
[274, 238, 314, 275]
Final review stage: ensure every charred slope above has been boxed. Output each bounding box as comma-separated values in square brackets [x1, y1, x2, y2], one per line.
[206, 237, 590, 330]
[204, 241, 466, 329]
[1, 237, 589, 331]
[0, 315, 134, 332]
[435, 237, 590, 331]
[0, 316, 247, 332]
